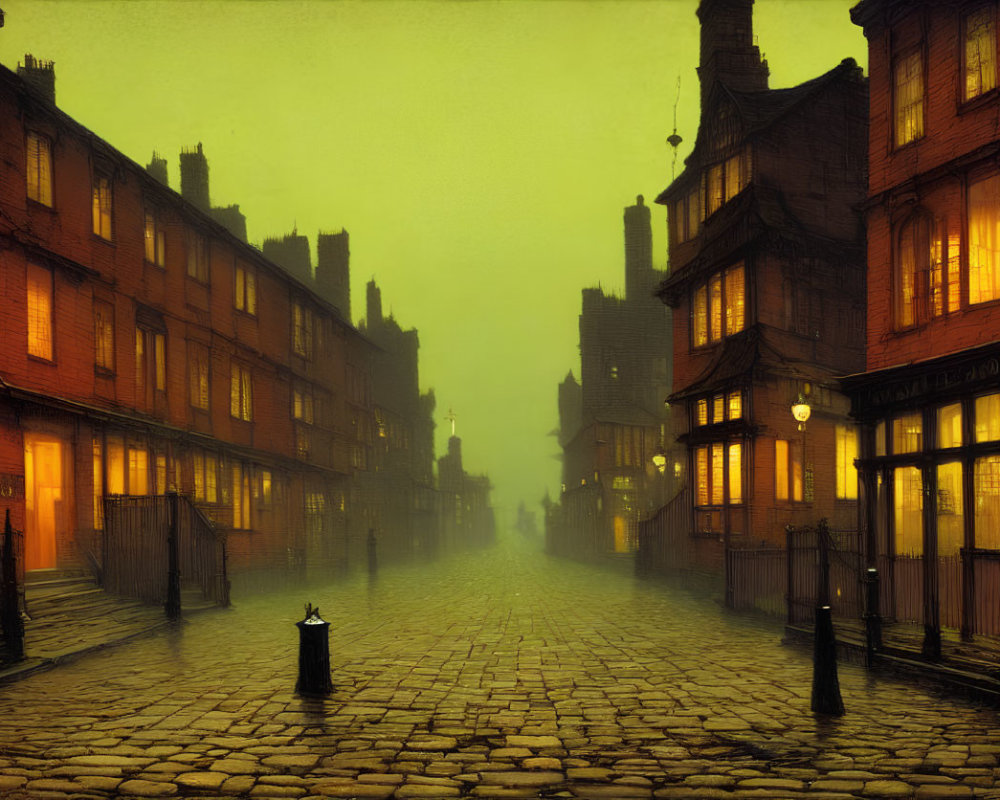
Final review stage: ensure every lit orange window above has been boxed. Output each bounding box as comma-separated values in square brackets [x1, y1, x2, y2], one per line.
[188, 344, 210, 411]
[144, 210, 165, 267]
[27, 263, 53, 360]
[892, 412, 923, 453]
[92, 438, 103, 530]
[230, 363, 252, 421]
[709, 274, 723, 341]
[693, 285, 708, 346]
[712, 394, 725, 424]
[728, 391, 742, 420]
[707, 163, 724, 215]
[128, 446, 148, 495]
[696, 446, 708, 506]
[969, 174, 1000, 305]
[92, 175, 112, 240]
[711, 443, 724, 505]
[775, 439, 802, 502]
[233, 464, 251, 530]
[26, 132, 52, 207]
[835, 424, 858, 500]
[965, 7, 997, 102]
[94, 303, 114, 372]
[724, 265, 745, 334]
[728, 442, 742, 504]
[696, 398, 708, 427]
[894, 50, 924, 147]
[235, 264, 257, 315]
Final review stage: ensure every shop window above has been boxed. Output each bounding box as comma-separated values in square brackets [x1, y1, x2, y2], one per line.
[975, 455, 1000, 548]
[969, 173, 1000, 305]
[876, 420, 887, 457]
[106, 436, 125, 495]
[144, 210, 166, 267]
[892, 412, 923, 454]
[976, 392, 1000, 442]
[894, 49, 924, 147]
[26, 131, 52, 207]
[937, 403, 963, 448]
[835, 425, 858, 500]
[937, 461, 964, 556]
[775, 439, 803, 502]
[27, 263, 53, 361]
[965, 6, 997, 102]
[894, 466, 924, 555]
[92, 174, 112, 240]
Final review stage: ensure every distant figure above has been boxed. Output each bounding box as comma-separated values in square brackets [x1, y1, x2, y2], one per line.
[367, 528, 377, 574]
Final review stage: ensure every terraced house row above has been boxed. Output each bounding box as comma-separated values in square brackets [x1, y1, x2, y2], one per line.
[0, 57, 492, 598]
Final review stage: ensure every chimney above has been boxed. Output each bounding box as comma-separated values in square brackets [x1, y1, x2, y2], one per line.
[179, 142, 210, 212]
[624, 195, 653, 303]
[262, 231, 312, 284]
[366, 280, 383, 329]
[697, 0, 769, 108]
[146, 151, 169, 187]
[18, 54, 55, 105]
[316, 230, 351, 321]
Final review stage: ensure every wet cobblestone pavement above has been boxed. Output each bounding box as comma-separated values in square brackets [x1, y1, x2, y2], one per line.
[2, 538, 1000, 799]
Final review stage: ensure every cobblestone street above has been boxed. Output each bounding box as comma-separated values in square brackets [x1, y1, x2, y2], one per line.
[1, 538, 1000, 799]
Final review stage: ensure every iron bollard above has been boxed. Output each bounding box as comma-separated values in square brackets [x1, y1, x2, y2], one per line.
[811, 604, 844, 716]
[864, 567, 882, 669]
[295, 603, 332, 695]
[367, 529, 377, 574]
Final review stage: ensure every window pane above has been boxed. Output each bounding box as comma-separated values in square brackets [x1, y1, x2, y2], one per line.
[27, 132, 53, 206]
[876, 420, 887, 457]
[937, 403, 963, 448]
[930, 220, 944, 318]
[775, 439, 789, 501]
[707, 163, 723, 215]
[937, 461, 964, 556]
[693, 285, 708, 346]
[154, 334, 165, 392]
[92, 438, 103, 530]
[95, 305, 113, 371]
[709, 275, 722, 341]
[728, 390, 742, 420]
[894, 466, 924, 555]
[976, 455, 1000, 548]
[27, 263, 53, 360]
[725, 265, 745, 334]
[892, 412, 923, 453]
[836, 424, 858, 500]
[712, 394, 725, 424]
[235, 267, 245, 311]
[976, 393, 1000, 442]
[128, 447, 148, 495]
[965, 7, 997, 101]
[792, 444, 803, 502]
[725, 154, 741, 201]
[106, 436, 124, 496]
[728, 442, 742, 504]
[696, 446, 709, 506]
[696, 398, 708, 426]
[711, 443, 724, 505]
[686, 185, 699, 238]
[894, 50, 924, 147]
[230, 363, 240, 418]
[144, 212, 156, 263]
[897, 219, 916, 327]
[969, 174, 1000, 305]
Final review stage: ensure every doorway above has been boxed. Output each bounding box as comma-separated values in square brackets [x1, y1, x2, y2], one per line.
[24, 432, 71, 571]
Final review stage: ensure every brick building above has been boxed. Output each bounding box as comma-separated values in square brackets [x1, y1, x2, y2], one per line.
[0, 57, 378, 590]
[845, 0, 1000, 656]
[548, 196, 673, 559]
[652, 0, 868, 569]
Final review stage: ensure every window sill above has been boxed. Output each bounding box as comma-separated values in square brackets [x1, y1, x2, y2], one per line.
[94, 366, 115, 379]
[958, 88, 998, 116]
[27, 353, 55, 366]
[91, 233, 114, 246]
[144, 259, 166, 270]
[26, 197, 55, 213]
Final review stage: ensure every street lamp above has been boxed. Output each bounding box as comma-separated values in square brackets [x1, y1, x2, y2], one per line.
[791, 394, 812, 431]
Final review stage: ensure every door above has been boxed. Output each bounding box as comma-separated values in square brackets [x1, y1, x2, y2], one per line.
[24, 432, 70, 571]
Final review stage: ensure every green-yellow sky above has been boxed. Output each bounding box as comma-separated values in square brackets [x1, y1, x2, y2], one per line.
[0, 0, 866, 528]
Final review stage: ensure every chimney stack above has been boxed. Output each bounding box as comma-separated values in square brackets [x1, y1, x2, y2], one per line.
[697, 0, 769, 108]
[179, 143, 210, 212]
[18, 54, 55, 105]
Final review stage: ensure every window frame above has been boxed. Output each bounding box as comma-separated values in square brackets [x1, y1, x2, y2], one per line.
[892, 46, 926, 150]
[26, 130, 53, 208]
[230, 361, 253, 422]
[234, 262, 257, 316]
[962, 5, 998, 105]
[94, 301, 115, 375]
[144, 208, 166, 268]
[91, 173, 113, 241]
[185, 228, 210, 283]
[26, 262, 54, 362]
[691, 263, 746, 348]
[292, 301, 314, 360]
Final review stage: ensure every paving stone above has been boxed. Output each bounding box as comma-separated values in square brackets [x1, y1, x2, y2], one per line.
[116, 778, 180, 796]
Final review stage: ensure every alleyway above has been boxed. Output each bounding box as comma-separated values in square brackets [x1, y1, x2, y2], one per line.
[1, 538, 1000, 799]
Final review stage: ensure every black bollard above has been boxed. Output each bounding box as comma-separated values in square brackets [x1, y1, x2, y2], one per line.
[367, 529, 377, 574]
[811, 604, 844, 715]
[864, 567, 882, 669]
[295, 603, 332, 695]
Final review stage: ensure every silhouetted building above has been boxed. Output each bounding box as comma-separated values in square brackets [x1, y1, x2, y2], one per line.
[844, 0, 1000, 656]
[437, 435, 495, 549]
[263, 230, 313, 286]
[145, 151, 168, 186]
[650, 0, 868, 575]
[179, 143, 210, 212]
[17, 54, 54, 104]
[316, 230, 351, 320]
[548, 196, 674, 559]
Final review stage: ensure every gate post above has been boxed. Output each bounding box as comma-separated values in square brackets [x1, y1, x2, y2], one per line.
[1, 509, 24, 662]
[165, 492, 181, 620]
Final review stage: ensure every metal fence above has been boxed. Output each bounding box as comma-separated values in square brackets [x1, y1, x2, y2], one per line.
[103, 494, 228, 609]
[787, 521, 863, 625]
[726, 545, 786, 616]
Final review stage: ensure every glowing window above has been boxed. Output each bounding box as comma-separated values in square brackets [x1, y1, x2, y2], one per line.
[92, 175, 112, 240]
[26, 131, 52, 207]
[892, 412, 923, 453]
[293, 381, 315, 424]
[937, 461, 964, 556]
[724, 153, 741, 202]
[293, 302, 314, 359]
[728, 391, 742, 420]
[235, 263, 257, 315]
[835, 424, 858, 500]
[724, 265, 745, 335]
[106, 436, 125, 496]
[709, 274, 723, 341]
[92, 438, 103, 530]
[894, 466, 923, 555]
[128, 446, 148, 495]
[965, 7, 997, 102]
[937, 404, 963, 449]
[711, 443, 724, 505]
[894, 49, 924, 147]
[712, 395, 725, 424]
[232, 464, 251, 530]
[728, 442, 742, 504]
[693, 285, 708, 346]
[976, 393, 1000, 442]
[154, 333, 165, 392]
[775, 439, 803, 502]
[976, 455, 1000, 548]
[94, 303, 114, 372]
[707, 163, 724, 215]
[144, 210, 165, 267]
[230, 362, 253, 421]
[26, 263, 53, 360]
[696, 446, 708, 506]
[969, 174, 1000, 305]
[696, 398, 708, 427]
[188, 344, 210, 411]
